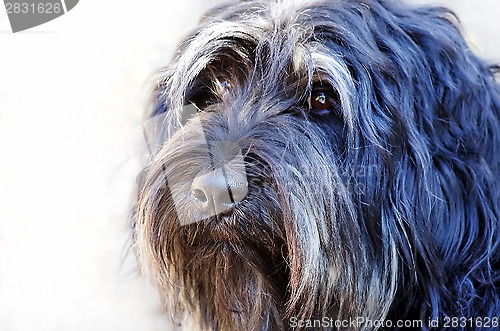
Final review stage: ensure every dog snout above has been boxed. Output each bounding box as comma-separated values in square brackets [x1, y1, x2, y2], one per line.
[191, 166, 248, 217]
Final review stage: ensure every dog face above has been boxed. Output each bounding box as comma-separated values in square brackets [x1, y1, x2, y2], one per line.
[134, 0, 500, 329]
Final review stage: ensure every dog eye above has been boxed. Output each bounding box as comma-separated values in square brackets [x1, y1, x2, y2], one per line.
[308, 86, 341, 115]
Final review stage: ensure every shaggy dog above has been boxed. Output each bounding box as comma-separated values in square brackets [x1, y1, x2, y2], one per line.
[133, 0, 499, 329]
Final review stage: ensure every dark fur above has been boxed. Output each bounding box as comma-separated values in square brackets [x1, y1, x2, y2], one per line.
[134, 0, 500, 330]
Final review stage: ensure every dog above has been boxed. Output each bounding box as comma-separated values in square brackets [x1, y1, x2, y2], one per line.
[133, 0, 500, 329]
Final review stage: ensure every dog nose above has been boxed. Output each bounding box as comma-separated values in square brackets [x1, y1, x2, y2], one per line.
[191, 167, 248, 217]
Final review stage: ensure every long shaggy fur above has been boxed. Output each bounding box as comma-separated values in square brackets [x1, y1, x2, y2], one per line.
[134, 0, 500, 330]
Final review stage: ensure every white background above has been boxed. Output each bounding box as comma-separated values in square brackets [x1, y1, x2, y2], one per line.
[0, 1, 498, 330]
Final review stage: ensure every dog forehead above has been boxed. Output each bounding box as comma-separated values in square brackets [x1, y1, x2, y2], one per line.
[179, 0, 391, 72]
[174, 0, 352, 79]
[154, 0, 370, 122]
[204, 0, 318, 24]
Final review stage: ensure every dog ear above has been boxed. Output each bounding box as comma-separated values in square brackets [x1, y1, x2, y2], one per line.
[396, 8, 499, 162]
[311, 0, 500, 319]
[355, 1, 500, 318]
[411, 14, 500, 315]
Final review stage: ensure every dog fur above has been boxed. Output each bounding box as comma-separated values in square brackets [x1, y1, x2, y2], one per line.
[133, 0, 500, 329]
